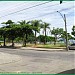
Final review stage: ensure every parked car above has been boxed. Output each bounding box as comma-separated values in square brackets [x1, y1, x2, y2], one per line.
[68, 43, 75, 50]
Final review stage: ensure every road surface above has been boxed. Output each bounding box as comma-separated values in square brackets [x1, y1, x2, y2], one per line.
[0, 48, 75, 74]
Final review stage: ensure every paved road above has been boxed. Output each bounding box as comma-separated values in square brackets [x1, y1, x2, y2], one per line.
[0, 48, 75, 74]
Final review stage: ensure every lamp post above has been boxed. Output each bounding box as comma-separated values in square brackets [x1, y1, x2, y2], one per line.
[57, 11, 68, 51]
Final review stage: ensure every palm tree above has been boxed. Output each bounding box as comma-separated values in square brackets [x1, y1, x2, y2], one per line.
[18, 20, 33, 47]
[41, 22, 50, 44]
[30, 20, 42, 45]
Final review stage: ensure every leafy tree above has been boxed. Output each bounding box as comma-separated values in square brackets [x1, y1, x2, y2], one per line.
[71, 25, 75, 37]
[61, 31, 73, 43]
[27, 33, 35, 44]
[48, 36, 55, 43]
[30, 20, 42, 45]
[7, 24, 21, 47]
[41, 22, 50, 44]
[18, 20, 33, 47]
[0, 27, 8, 46]
[37, 35, 55, 44]
[37, 35, 45, 43]
[1, 20, 14, 46]
[51, 27, 63, 45]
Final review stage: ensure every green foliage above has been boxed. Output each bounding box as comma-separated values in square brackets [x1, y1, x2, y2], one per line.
[30, 20, 42, 33]
[27, 34, 35, 43]
[1, 20, 14, 25]
[71, 25, 75, 37]
[41, 22, 51, 44]
[37, 35, 55, 44]
[51, 27, 63, 45]
[30, 20, 42, 45]
[0, 19, 73, 48]
[18, 20, 33, 47]
[51, 27, 63, 36]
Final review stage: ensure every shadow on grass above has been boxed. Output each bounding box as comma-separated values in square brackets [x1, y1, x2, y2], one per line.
[58, 69, 75, 74]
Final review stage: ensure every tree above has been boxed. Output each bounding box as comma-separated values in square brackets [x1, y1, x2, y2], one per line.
[51, 27, 63, 45]
[1, 20, 14, 46]
[37, 35, 45, 43]
[18, 20, 33, 47]
[27, 33, 35, 44]
[71, 25, 75, 37]
[7, 24, 21, 47]
[30, 20, 42, 45]
[37, 35, 55, 44]
[41, 22, 50, 44]
[61, 31, 73, 43]
[0, 27, 8, 46]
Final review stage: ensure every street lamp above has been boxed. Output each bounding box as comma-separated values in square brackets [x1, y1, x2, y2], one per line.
[57, 11, 68, 51]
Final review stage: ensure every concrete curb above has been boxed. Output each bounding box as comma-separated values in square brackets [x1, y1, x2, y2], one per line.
[20, 47, 67, 52]
[20, 47, 75, 52]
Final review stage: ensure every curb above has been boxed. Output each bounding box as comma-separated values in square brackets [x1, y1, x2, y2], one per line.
[20, 47, 67, 52]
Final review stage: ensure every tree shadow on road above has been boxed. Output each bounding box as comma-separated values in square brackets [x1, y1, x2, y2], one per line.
[57, 69, 75, 74]
[0, 46, 21, 49]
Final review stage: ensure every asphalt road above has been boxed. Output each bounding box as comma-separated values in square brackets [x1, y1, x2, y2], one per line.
[0, 48, 75, 74]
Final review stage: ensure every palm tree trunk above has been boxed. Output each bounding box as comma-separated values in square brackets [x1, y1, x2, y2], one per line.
[54, 35, 57, 45]
[54, 38, 56, 45]
[23, 34, 27, 47]
[3, 35, 6, 46]
[12, 39, 14, 47]
[44, 28, 46, 45]
[35, 31, 37, 45]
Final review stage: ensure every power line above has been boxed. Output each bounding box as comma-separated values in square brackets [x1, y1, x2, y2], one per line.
[24, 5, 74, 20]
[18, 1, 67, 16]
[26, 11, 55, 20]
[0, 1, 50, 18]
[0, 2, 27, 12]
[0, 1, 69, 18]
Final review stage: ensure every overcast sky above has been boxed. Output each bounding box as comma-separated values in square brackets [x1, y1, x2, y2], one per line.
[0, 1, 74, 35]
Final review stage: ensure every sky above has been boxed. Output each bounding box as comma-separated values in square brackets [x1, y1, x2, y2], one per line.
[0, 1, 75, 36]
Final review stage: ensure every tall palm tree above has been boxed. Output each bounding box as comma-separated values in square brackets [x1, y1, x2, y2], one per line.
[41, 22, 50, 44]
[18, 20, 33, 47]
[30, 20, 42, 45]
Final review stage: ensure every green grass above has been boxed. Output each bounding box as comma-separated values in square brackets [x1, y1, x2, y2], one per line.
[0, 42, 66, 49]
[26, 43, 66, 49]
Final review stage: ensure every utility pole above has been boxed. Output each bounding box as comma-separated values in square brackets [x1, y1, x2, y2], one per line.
[64, 14, 68, 51]
[57, 11, 68, 51]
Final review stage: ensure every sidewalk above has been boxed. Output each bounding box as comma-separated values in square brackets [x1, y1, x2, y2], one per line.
[20, 47, 75, 52]
[20, 47, 66, 51]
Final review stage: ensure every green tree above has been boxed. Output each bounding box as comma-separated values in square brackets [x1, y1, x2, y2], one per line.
[71, 25, 75, 37]
[37, 35, 55, 44]
[18, 20, 33, 47]
[37, 35, 45, 43]
[1, 20, 14, 46]
[51, 27, 63, 45]
[0, 27, 8, 46]
[30, 20, 42, 45]
[61, 31, 74, 44]
[41, 22, 50, 44]
[27, 33, 35, 44]
[7, 24, 21, 47]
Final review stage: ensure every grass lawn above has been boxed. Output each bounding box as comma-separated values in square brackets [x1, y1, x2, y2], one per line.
[26, 43, 66, 49]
